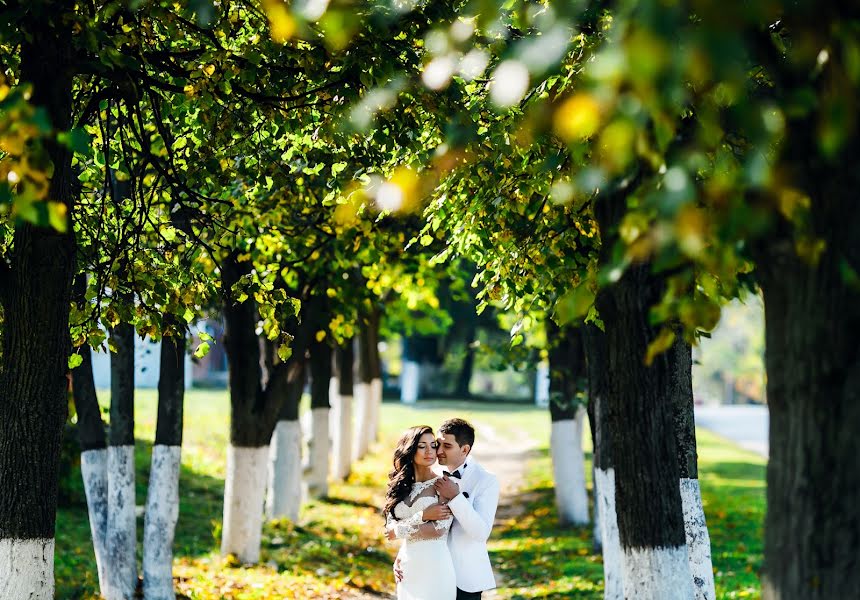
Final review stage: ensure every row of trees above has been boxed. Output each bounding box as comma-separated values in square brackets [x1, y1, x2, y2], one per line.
[2, 0, 858, 599]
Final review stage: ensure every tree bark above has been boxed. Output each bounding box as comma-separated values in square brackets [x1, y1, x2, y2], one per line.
[0, 22, 76, 600]
[308, 338, 332, 498]
[596, 263, 692, 599]
[143, 323, 185, 600]
[354, 317, 375, 458]
[331, 341, 354, 481]
[453, 326, 476, 398]
[547, 322, 589, 526]
[399, 335, 422, 404]
[583, 324, 623, 598]
[758, 227, 860, 598]
[72, 344, 110, 595]
[670, 334, 716, 600]
[260, 292, 323, 526]
[106, 321, 138, 600]
[366, 308, 383, 444]
[220, 255, 275, 563]
[266, 359, 307, 522]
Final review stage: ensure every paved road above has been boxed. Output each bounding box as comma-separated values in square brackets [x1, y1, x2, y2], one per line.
[694, 404, 769, 457]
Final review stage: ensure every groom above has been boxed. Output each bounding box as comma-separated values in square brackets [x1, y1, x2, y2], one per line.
[396, 417, 500, 599]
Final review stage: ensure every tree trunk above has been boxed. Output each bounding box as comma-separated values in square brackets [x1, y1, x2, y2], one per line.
[367, 309, 383, 443]
[143, 323, 185, 600]
[72, 344, 110, 595]
[0, 25, 76, 599]
[584, 352, 601, 553]
[331, 341, 354, 481]
[106, 321, 138, 600]
[547, 322, 589, 526]
[354, 318, 375, 459]
[596, 263, 692, 599]
[260, 293, 322, 526]
[307, 338, 332, 499]
[220, 256, 278, 564]
[266, 360, 306, 522]
[399, 335, 421, 404]
[453, 326, 476, 398]
[758, 232, 860, 598]
[583, 324, 623, 599]
[671, 335, 716, 600]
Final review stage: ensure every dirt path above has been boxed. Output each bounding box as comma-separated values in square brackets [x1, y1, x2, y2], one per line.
[468, 420, 543, 599]
[345, 418, 542, 600]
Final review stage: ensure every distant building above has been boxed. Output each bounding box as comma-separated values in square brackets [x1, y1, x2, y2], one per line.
[90, 335, 193, 389]
[89, 318, 228, 389]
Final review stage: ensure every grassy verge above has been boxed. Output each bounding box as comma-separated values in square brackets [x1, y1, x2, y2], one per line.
[55, 392, 764, 599]
[491, 428, 765, 599]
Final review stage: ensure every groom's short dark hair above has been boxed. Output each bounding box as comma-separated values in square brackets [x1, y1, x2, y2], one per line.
[439, 418, 475, 449]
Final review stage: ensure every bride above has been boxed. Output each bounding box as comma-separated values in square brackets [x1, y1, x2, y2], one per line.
[383, 425, 456, 600]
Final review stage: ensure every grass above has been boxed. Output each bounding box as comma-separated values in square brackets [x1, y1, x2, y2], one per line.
[55, 391, 765, 599]
[490, 427, 765, 599]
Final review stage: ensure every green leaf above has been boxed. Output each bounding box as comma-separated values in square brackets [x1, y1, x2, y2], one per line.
[556, 285, 595, 325]
[57, 128, 93, 154]
[277, 344, 293, 362]
[47, 202, 68, 232]
[68, 353, 84, 370]
[194, 341, 211, 358]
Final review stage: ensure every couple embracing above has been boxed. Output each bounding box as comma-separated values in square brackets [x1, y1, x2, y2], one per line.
[383, 418, 500, 600]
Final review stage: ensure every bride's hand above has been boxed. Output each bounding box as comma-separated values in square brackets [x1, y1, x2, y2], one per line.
[422, 503, 453, 521]
[385, 528, 397, 541]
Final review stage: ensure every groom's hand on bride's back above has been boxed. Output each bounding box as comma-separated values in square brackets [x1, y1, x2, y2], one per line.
[422, 503, 453, 521]
[393, 557, 403, 583]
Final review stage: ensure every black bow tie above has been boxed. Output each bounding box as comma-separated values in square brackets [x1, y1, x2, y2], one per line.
[443, 470, 462, 479]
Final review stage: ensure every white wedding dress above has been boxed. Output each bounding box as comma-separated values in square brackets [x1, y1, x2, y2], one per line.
[388, 477, 456, 600]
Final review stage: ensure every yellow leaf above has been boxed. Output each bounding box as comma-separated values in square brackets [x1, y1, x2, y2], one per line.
[554, 94, 601, 142]
[645, 327, 675, 365]
[315, 330, 327, 342]
[202, 64, 216, 77]
[265, 2, 296, 44]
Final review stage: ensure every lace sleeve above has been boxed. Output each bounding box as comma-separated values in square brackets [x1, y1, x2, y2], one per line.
[387, 511, 425, 539]
[386, 481, 453, 542]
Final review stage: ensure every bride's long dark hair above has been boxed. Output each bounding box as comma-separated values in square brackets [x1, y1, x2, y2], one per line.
[382, 425, 435, 520]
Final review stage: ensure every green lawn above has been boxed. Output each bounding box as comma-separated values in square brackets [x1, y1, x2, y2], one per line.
[55, 390, 765, 599]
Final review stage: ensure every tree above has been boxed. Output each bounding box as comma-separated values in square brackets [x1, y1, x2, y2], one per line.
[546, 323, 589, 526]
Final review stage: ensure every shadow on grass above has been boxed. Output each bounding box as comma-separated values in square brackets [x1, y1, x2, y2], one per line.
[491, 485, 604, 600]
[56, 438, 400, 600]
[56, 438, 225, 599]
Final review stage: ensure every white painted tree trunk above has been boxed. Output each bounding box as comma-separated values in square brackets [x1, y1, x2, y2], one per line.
[595, 467, 623, 600]
[535, 363, 550, 407]
[307, 407, 330, 498]
[592, 466, 603, 551]
[680, 478, 716, 600]
[266, 421, 303, 522]
[0, 538, 55, 600]
[400, 361, 420, 404]
[550, 409, 589, 525]
[353, 382, 372, 460]
[143, 445, 181, 600]
[105, 445, 138, 600]
[331, 378, 353, 481]
[80, 448, 109, 593]
[221, 445, 268, 564]
[622, 545, 694, 600]
[369, 377, 382, 443]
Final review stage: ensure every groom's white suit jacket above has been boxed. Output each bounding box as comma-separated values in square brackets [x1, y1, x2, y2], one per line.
[435, 457, 500, 593]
